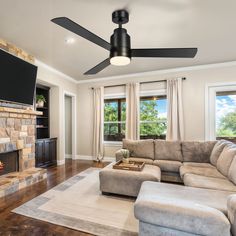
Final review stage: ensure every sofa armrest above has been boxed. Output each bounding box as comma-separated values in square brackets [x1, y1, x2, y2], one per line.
[115, 149, 129, 161]
[227, 194, 236, 236]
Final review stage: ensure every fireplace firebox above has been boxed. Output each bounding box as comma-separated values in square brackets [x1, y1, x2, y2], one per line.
[0, 151, 19, 176]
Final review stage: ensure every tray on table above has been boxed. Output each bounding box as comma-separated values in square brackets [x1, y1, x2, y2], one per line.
[113, 160, 145, 171]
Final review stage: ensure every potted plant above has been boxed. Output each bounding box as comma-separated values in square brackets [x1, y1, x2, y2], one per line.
[36, 94, 46, 108]
[121, 149, 130, 164]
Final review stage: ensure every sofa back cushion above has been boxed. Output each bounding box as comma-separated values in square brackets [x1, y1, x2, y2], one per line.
[182, 141, 216, 163]
[210, 140, 231, 166]
[217, 144, 236, 177]
[154, 140, 183, 161]
[228, 157, 236, 185]
[122, 139, 154, 160]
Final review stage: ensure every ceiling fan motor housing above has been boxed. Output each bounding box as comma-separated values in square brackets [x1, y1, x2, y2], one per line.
[110, 28, 131, 59]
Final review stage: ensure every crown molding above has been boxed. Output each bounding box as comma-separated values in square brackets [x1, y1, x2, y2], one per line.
[77, 60, 236, 85]
[35, 59, 78, 84]
[34, 60, 236, 85]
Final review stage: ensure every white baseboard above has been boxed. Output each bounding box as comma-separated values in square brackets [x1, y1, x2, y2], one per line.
[75, 155, 115, 162]
[103, 156, 116, 162]
[65, 154, 72, 159]
[57, 155, 115, 164]
[75, 155, 92, 160]
[57, 159, 65, 165]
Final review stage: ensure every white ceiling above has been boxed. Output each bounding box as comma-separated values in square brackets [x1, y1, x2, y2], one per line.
[0, 0, 236, 81]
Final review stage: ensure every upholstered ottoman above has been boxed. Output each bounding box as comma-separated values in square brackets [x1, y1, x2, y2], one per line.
[99, 163, 160, 197]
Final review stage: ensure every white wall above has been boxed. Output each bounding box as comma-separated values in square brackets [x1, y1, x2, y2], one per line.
[36, 60, 77, 164]
[76, 62, 236, 158]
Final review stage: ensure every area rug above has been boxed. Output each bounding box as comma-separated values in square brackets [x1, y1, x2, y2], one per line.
[12, 168, 138, 236]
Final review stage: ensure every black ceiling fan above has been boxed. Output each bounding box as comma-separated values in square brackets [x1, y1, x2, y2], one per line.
[51, 10, 197, 75]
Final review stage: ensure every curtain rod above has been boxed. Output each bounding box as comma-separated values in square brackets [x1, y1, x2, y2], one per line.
[91, 77, 186, 89]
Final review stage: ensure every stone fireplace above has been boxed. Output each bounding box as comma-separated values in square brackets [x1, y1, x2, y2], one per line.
[0, 107, 47, 198]
[0, 107, 40, 170]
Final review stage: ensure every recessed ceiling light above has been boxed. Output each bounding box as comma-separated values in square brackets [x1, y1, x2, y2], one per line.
[65, 37, 75, 44]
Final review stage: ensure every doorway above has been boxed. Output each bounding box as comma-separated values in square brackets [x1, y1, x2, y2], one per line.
[65, 95, 72, 158]
[63, 91, 76, 160]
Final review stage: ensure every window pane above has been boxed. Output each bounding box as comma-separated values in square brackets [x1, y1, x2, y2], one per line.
[121, 101, 126, 121]
[104, 99, 126, 141]
[104, 101, 118, 122]
[140, 96, 167, 139]
[216, 92, 236, 138]
[104, 123, 125, 141]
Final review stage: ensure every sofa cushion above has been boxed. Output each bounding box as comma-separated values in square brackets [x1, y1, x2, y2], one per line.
[180, 165, 226, 179]
[183, 162, 215, 168]
[217, 144, 236, 177]
[154, 140, 182, 161]
[123, 139, 154, 160]
[182, 141, 216, 163]
[228, 157, 236, 185]
[134, 181, 231, 236]
[183, 173, 236, 192]
[210, 140, 231, 166]
[128, 157, 153, 165]
[153, 160, 182, 173]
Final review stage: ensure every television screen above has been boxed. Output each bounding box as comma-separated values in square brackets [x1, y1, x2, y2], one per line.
[0, 49, 37, 105]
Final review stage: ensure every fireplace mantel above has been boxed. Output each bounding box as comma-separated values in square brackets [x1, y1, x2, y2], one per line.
[0, 106, 42, 116]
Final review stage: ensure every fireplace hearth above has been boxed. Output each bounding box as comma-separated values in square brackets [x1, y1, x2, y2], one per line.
[0, 151, 19, 176]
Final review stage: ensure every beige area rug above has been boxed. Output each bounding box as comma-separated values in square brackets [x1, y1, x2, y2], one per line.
[12, 168, 138, 236]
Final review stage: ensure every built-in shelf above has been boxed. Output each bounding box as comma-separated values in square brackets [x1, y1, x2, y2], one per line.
[35, 84, 57, 168]
[36, 84, 50, 140]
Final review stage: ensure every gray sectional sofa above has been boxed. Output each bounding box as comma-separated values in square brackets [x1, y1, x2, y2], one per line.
[115, 139, 236, 236]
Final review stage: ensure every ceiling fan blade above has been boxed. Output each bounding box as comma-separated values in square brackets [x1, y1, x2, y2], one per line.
[131, 48, 197, 58]
[51, 17, 111, 51]
[84, 58, 110, 75]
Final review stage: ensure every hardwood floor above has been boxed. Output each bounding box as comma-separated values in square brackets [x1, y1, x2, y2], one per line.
[0, 159, 109, 236]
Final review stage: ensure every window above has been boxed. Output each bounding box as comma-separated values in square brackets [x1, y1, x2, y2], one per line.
[140, 96, 167, 139]
[104, 98, 126, 142]
[216, 91, 236, 142]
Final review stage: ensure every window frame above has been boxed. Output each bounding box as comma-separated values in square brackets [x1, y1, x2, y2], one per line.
[205, 83, 236, 140]
[103, 89, 167, 145]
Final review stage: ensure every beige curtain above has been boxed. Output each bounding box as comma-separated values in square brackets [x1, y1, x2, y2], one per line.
[166, 78, 184, 141]
[92, 87, 104, 161]
[126, 83, 140, 140]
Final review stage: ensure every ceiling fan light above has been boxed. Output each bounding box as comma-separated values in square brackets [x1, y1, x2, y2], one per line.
[110, 56, 130, 66]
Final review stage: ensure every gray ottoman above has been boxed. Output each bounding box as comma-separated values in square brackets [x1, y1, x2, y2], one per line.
[99, 163, 160, 197]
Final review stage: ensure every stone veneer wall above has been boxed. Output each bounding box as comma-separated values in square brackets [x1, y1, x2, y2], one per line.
[0, 108, 42, 171]
[0, 38, 34, 63]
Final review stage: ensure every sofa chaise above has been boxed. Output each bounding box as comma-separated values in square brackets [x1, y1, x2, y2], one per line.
[115, 139, 236, 236]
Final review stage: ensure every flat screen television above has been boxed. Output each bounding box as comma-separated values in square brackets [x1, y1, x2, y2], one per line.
[0, 49, 37, 105]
